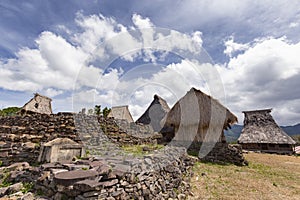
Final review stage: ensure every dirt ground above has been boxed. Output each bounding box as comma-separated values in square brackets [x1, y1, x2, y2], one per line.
[190, 152, 300, 200]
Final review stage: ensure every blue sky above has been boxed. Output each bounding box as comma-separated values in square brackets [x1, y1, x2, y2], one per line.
[1, 0, 300, 125]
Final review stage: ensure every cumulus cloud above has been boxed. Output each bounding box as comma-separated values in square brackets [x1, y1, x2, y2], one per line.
[1, 11, 300, 125]
[0, 12, 206, 120]
[0, 31, 87, 93]
[219, 37, 300, 125]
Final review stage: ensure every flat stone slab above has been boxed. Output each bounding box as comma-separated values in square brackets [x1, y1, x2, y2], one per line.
[111, 164, 131, 178]
[51, 168, 69, 175]
[89, 160, 107, 168]
[73, 179, 104, 192]
[6, 162, 30, 171]
[54, 169, 98, 186]
[41, 163, 63, 170]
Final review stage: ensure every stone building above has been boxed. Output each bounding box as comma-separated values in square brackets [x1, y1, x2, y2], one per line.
[20, 93, 52, 115]
[107, 105, 134, 123]
[136, 94, 170, 132]
[238, 109, 296, 154]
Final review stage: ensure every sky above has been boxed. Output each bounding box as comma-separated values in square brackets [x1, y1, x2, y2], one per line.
[1, 0, 300, 125]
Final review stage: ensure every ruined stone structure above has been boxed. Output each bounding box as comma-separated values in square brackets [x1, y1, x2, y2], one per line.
[20, 93, 53, 115]
[238, 109, 296, 154]
[107, 105, 134, 123]
[0, 113, 78, 166]
[0, 113, 196, 199]
[0, 147, 196, 200]
[136, 94, 170, 132]
[0, 103, 248, 199]
[0, 113, 160, 166]
[38, 138, 84, 163]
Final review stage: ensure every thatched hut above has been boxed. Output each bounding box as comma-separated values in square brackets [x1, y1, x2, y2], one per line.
[136, 94, 170, 132]
[20, 93, 52, 115]
[107, 105, 134, 123]
[238, 109, 296, 154]
[160, 88, 237, 145]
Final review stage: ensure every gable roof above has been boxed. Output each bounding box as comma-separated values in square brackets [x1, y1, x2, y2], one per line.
[136, 94, 170, 132]
[238, 109, 296, 144]
[107, 105, 134, 123]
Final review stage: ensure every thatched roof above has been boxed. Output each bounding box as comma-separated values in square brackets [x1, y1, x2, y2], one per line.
[21, 93, 52, 115]
[238, 109, 296, 144]
[161, 88, 237, 142]
[107, 105, 134, 123]
[136, 94, 170, 132]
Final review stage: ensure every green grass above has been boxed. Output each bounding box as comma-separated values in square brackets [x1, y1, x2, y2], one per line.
[0, 172, 12, 187]
[21, 182, 34, 193]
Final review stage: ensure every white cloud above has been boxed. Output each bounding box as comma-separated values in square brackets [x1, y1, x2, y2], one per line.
[1, 11, 300, 125]
[224, 36, 250, 57]
[289, 22, 299, 28]
[73, 12, 121, 54]
[149, 0, 300, 40]
[219, 37, 300, 125]
[44, 88, 64, 98]
[37, 31, 87, 77]
[0, 32, 86, 93]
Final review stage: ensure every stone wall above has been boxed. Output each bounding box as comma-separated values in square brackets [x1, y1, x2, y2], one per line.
[0, 113, 247, 167]
[0, 113, 161, 166]
[101, 118, 162, 145]
[0, 113, 78, 166]
[199, 143, 248, 166]
[0, 147, 196, 200]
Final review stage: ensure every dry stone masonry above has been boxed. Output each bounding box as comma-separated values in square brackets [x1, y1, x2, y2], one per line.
[0, 113, 78, 166]
[0, 111, 247, 199]
[0, 113, 161, 165]
[0, 147, 196, 200]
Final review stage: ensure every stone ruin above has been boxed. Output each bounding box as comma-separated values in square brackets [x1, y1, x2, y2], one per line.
[0, 89, 249, 199]
[0, 113, 196, 199]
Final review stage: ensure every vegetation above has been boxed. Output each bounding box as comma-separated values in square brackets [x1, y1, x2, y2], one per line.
[93, 105, 111, 118]
[191, 152, 300, 199]
[0, 172, 12, 187]
[94, 105, 101, 116]
[21, 182, 34, 193]
[0, 107, 21, 117]
[102, 107, 111, 118]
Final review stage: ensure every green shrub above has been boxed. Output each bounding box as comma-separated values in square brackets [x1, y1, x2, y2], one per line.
[0, 107, 21, 116]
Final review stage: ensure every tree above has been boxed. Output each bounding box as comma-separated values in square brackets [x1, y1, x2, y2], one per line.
[102, 107, 111, 118]
[94, 105, 101, 116]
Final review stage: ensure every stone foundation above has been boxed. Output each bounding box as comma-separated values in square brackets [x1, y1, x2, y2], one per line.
[199, 143, 248, 166]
